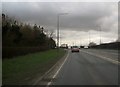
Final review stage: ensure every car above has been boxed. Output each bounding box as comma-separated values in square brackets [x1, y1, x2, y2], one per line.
[84, 46, 88, 49]
[71, 46, 79, 52]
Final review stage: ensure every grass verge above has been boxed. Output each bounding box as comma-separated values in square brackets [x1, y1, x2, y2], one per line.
[3, 49, 66, 85]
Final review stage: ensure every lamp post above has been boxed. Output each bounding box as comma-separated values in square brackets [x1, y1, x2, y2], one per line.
[89, 31, 91, 45]
[99, 26, 101, 45]
[96, 25, 102, 45]
[57, 13, 68, 49]
[97, 25, 102, 45]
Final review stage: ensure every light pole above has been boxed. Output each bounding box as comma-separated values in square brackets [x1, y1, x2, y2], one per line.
[96, 25, 102, 45]
[97, 25, 102, 45]
[89, 31, 91, 45]
[99, 26, 101, 45]
[57, 13, 68, 48]
[88, 30, 91, 47]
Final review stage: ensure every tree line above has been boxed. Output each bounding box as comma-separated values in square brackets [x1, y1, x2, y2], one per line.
[2, 13, 56, 58]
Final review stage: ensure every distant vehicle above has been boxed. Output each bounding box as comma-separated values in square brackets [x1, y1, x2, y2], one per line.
[84, 46, 88, 49]
[71, 46, 79, 52]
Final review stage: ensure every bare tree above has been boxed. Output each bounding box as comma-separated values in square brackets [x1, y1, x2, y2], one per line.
[45, 29, 55, 38]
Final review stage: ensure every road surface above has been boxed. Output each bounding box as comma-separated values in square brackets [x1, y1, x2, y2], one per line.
[50, 49, 118, 85]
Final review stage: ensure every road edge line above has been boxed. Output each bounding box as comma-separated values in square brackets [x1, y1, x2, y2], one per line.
[33, 50, 68, 85]
[46, 51, 69, 86]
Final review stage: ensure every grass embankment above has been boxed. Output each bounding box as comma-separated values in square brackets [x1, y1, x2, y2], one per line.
[3, 49, 66, 85]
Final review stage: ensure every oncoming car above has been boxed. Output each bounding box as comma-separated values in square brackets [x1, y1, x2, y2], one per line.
[71, 46, 79, 52]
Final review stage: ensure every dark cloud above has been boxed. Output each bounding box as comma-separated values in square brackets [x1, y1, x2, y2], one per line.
[2, 2, 117, 31]
[2, 2, 118, 45]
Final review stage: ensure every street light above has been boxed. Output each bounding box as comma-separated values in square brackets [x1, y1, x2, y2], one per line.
[99, 26, 102, 45]
[89, 30, 91, 45]
[57, 13, 68, 48]
[97, 25, 102, 45]
[96, 25, 102, 45]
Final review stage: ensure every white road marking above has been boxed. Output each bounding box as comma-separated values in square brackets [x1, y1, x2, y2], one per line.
[33, 51, 69, 85]
[81, 50, 120, 65]
[46, 51, 69, 86]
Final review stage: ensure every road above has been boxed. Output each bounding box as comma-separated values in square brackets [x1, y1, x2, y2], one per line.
[50, 49, 118, 85]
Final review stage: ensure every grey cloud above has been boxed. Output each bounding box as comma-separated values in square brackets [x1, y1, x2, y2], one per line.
[2, 2, 118, 45]
[2, 2, 117, 32]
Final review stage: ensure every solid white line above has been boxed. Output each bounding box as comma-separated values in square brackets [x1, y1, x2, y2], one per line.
[81, 50, 120, 65]
[47, 51, 69, 86]
[33, 51, 68, 85]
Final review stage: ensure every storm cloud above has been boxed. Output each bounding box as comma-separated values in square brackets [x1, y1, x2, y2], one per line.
[2, 2, 118, 45]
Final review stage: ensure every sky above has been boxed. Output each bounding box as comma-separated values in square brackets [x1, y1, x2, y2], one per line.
[2, 1, 118, 46]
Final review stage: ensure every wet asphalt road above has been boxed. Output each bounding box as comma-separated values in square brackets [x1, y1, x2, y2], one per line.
[52, 49, 118, 85]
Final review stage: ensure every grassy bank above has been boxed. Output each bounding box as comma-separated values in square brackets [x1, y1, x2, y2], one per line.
[3, 49, 66, 85]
